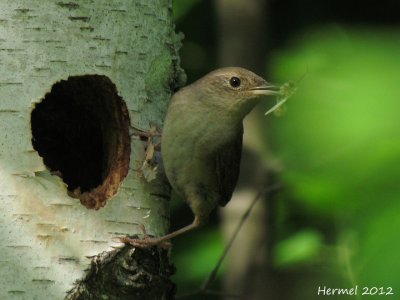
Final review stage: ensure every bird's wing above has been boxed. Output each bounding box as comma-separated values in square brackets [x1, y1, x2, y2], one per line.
[215, 124, 243, 207]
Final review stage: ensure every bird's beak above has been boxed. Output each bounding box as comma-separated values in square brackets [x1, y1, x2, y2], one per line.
[249, 82, 281, 96]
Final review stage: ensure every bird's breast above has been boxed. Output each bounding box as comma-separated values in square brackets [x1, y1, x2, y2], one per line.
[161, 99, 239, 197]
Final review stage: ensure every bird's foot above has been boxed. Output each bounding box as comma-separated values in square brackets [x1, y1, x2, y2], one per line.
[130, 125, 161, 181]
[116, 224, 172, 249]
[131, 124, 161, 150]
[119, 236, 172, 249]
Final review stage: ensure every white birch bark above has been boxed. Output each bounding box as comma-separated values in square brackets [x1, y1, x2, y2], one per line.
[0, 1, 182, 299]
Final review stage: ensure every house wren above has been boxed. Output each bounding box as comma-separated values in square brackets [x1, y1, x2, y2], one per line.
[124, 67, 279, 248]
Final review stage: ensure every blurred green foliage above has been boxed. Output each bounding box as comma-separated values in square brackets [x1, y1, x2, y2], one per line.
[268, 26, 400, 297]
[173, 0, 202, 21]
[273, 229, 323, 267]
[173, 229, 224, 283]
[170, 22, 400, 297]
[172, 1, 400, 298]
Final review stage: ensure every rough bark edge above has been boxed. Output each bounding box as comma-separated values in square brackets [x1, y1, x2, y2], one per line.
[65, 10, 186, 300]
[69, 75, 132, 210]
[65, 244, 176, 300]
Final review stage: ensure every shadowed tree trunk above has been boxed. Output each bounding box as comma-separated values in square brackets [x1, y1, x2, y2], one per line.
[215, 0, 278, 299]
[0, 1, 184, 299]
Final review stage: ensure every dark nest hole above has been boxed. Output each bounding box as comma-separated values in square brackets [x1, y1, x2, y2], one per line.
[31, 75, 131, 209]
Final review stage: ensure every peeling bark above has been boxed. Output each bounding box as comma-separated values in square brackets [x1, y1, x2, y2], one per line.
[0, 0, 184, 299]
[66, 246, 176, 300]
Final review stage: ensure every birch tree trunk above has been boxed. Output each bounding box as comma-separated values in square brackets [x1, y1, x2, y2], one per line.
[0, 1, 183, 299]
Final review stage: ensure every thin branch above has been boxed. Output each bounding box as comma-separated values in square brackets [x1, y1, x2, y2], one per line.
[177, 184, 282, 299]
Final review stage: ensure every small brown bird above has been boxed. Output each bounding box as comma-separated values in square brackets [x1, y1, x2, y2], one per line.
[125, 67, 279, 247]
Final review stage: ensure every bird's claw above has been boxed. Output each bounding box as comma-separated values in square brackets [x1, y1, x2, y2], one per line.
[130, 125, 162, 182]
[115, 224, 172, 249]
[131, 125, 161, 143]
[118, 236, 172, 249]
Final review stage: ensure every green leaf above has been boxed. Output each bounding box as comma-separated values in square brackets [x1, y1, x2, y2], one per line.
[274, 230, 322, 267]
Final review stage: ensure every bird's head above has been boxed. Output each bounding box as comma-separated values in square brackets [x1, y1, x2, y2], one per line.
[194, 67, 279, 117]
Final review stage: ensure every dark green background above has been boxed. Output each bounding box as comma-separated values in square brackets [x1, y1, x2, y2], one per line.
[171, 1, 400, 299]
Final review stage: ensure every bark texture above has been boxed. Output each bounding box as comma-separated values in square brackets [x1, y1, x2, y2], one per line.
[0, 1, 183, 299]
[66, 246, 175, 300]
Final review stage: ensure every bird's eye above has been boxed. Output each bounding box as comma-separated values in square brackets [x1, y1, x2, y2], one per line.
[229, 77, 241, 88]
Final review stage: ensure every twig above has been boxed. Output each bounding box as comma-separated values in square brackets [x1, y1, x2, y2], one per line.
[177, 184, 281, 299]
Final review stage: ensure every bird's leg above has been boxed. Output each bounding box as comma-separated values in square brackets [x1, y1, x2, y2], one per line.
[119, 217, 201, 249]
